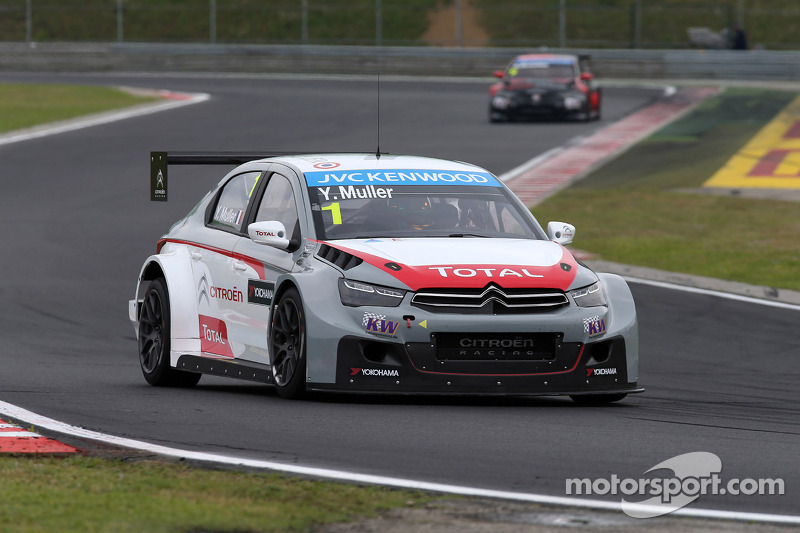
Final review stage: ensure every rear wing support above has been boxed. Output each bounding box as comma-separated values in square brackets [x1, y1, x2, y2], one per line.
[149, 151, 299, 202]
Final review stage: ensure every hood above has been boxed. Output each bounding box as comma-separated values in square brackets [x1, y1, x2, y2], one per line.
[322, 238, 591, 291]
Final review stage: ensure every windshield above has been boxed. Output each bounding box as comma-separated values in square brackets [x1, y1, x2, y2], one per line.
[508, 61, 575, 79]
[306, 170, 544, 240]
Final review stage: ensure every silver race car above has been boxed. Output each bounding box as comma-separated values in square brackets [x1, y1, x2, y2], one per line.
[130, 152, 640, 402]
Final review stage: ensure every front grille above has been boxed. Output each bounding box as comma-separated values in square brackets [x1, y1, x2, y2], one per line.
[435, 332, 558, 361]
[411, 283, 569, 314]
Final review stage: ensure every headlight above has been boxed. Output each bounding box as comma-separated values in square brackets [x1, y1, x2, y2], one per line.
[492, 95, 511, 109]
[564, 95, 583, 110]
[571, 282, 607, 307]
[338, 279, 406, 307]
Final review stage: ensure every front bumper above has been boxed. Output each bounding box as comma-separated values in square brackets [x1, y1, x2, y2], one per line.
[310, 333, 639, 396]
[302, 272, 639, 396]
[491, 92, 585, 120]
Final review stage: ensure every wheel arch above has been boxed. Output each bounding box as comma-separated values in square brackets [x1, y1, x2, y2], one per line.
[597, 272, 638, 384]
[271, 276, 301, 314]
[135, 249, 200, 344]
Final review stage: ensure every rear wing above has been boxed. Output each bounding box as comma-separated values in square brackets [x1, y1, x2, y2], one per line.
[149, 151, 300, 202]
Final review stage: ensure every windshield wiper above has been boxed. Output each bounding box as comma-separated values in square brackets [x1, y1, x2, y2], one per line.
[448, 233, 488, 238]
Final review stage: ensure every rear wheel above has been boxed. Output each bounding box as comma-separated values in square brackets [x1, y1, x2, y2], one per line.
[269, 287, 307, 399]
[138, 278, 201, 387]
[570, 393, 627, 405]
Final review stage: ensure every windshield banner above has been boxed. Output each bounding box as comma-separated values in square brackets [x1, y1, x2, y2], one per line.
[304, 169, 501, 187]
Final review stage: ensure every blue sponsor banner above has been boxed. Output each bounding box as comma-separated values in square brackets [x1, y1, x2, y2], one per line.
[304, 169, 501, 187]
[515, 57, 573, 66]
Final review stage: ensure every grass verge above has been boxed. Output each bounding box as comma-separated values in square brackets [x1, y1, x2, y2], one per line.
[0, 455, 430, 532]
[0, 84, 159, 134]
[533, 87, 800, 291]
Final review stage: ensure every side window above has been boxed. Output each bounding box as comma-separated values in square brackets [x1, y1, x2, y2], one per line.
[255, 173, 299, 237]
[210, 171, 262, 232]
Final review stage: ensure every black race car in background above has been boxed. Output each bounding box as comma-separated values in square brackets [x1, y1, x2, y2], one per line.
[488, 53, 601, 123]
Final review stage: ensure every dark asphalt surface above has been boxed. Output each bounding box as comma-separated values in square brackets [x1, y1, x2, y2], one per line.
[0, 73, 798, 518]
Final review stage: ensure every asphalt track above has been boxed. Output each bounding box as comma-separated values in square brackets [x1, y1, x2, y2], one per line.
[0, 72, 798, 520]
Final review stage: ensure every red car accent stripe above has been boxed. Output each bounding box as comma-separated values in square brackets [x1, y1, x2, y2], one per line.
[159, 239, 266, 280]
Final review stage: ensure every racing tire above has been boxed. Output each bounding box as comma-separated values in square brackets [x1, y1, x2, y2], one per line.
[580, 101, 593, 122]
[138, 278, 201, 387]
[269, 287, 307, 399]
[488, 106, 506, 123]
[570, 393, 627, 405]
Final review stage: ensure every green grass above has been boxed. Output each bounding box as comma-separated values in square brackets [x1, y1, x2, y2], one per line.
[0, 0, 442, 45]
[0, 455, 430, 532]
[0, 84, 159, 134]
[533, 87, 800, 291]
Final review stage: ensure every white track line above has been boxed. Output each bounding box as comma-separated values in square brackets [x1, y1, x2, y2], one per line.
[0, 90, 209, 146]
[626, 277, 800, 312]
[0, 400, 797, 525]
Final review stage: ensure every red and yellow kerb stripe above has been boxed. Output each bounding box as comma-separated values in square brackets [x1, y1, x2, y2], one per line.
[705, 95, 800, 190]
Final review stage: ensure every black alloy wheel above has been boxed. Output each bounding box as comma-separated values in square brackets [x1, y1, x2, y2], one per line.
[138, 278, 201, 387]
[269, 287, 307, 399]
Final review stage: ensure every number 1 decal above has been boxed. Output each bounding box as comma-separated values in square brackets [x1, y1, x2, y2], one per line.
[321, 202, 342, 224]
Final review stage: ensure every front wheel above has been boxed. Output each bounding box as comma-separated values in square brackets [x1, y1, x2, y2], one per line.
[269, 287, 307, 399]
[138, 278, 201, 387]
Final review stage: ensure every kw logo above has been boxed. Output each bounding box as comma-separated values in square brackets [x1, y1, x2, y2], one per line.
[365, 318, 399, 336]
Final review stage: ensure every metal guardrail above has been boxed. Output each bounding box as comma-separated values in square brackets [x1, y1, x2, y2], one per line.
[1, 42, 799, 81]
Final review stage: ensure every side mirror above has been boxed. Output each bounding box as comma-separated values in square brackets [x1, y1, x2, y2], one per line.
[547, 221, 575, 246]
[248, 220, 290, 250]
[580, 72, 594, 81]
[493, 70, 505, 79]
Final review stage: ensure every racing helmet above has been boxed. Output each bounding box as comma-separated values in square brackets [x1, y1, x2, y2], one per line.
[387, 195, 433, 230]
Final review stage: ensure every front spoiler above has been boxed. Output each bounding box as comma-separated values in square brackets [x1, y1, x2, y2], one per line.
[309, 334, 640, 396]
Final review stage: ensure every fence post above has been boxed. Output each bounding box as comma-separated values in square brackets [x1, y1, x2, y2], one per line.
[628, 0, 642, 49]
[455, 0, 463, 47]
[301, 0, 308, 43]
[117, 0, 123, 43]
[376, 0, 382, 46]
[210, 0, 216, 43]
[26, 0, 32, 42]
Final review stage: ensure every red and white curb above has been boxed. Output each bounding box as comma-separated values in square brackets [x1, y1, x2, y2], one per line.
[501, 86, 722, 206]
[0, 418, 80, 454]
[0, 88, 209, 147]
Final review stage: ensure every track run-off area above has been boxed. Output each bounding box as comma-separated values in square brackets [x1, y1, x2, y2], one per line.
[0, 72, 798, 526]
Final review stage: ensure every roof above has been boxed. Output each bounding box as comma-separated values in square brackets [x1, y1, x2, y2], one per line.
[262, 153, 502, 188]
[513, 53, 576, 64]
[269, 153, 489, 174]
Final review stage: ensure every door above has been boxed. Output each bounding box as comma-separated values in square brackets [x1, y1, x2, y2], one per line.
[191, 171, 261, 359]
[229, 172, 300, 365]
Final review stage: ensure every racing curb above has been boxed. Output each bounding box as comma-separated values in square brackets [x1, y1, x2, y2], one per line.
[0, 418, 81, 455]
[501, 86, 721, 206]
